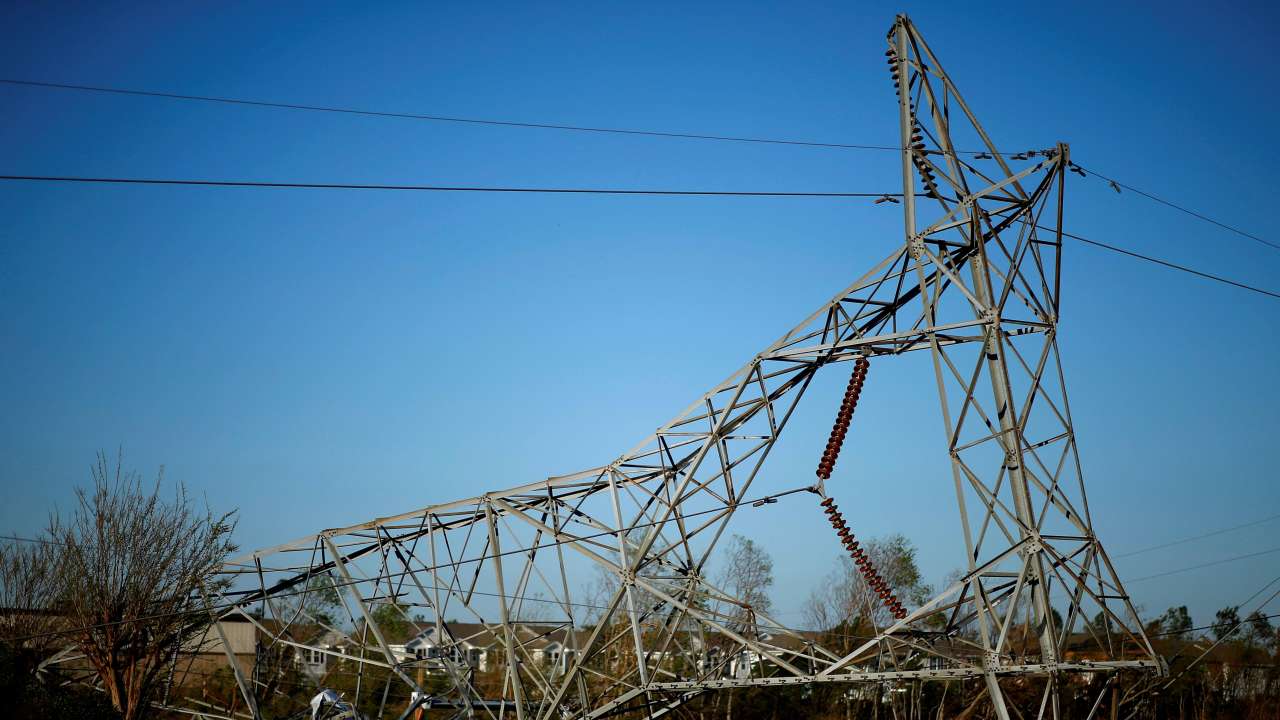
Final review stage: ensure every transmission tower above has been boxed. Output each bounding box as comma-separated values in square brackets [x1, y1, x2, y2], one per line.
[137, 14, 1159, 720]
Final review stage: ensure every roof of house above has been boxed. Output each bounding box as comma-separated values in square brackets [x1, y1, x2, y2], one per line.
[405, 622, 592, 651]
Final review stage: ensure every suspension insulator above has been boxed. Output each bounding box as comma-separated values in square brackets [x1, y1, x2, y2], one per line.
[815, 359, 911, 619]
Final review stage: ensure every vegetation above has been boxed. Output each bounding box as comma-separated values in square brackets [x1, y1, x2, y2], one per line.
[0, 451, 237, 720]
[4, 462, 1280, 719]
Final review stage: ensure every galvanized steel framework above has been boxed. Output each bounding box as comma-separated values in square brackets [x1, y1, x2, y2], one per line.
[173, 15, 1160, 720]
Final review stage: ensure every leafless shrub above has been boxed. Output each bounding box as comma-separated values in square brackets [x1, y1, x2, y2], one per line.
[47, 451, 237, 720]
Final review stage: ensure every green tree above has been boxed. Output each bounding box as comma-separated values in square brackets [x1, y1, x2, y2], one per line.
[1246, 610, 1274, 649]
[1158, 606, 1193, 639]
[1212, 605, 1241, 641]
[1092, 610, 1115, 634]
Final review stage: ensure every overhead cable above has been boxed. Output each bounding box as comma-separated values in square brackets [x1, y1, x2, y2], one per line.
[0, 174, 896, 198]
[0, 78, 899, 151]
[1, 173, 1274, 301]
[5, 78, 1274, 253]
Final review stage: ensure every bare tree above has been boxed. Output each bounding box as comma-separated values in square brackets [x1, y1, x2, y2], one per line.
[0, 537, 62, 678]
[715, 535, 774, 636]
[803, 534, 930, 652]
[48, 451, 237, 720]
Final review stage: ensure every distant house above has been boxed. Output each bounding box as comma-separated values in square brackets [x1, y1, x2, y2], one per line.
[399, 622, 590, 675]
[290, 628, 348, 679]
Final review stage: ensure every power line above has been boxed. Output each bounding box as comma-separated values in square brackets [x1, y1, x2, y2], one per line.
[0, 175, 896, 199]
[1046, 226, 1280, 301]
[1127, 547, 1280, 583]
[1151, 572, 1280, 695]
[0, 533, 58, 545]
[0, 78, 899, 152]
[1112, 512, 1280, 559]
[1, 174, 1273, 301]
[1075, 163, 1279, 253]
[5, 78, 1275, 256]
[1146, 611, 1280, 640]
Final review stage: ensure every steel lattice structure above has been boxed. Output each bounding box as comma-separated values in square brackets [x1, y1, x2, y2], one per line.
[161, 15, 1160, 720]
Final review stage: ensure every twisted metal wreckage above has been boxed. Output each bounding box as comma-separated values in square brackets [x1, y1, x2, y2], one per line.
[158, 15, 1162, 720]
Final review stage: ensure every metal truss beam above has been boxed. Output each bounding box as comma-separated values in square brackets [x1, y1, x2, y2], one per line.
[118, 14, 1159, 720]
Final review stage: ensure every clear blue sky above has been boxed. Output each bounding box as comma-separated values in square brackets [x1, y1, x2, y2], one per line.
[1, 1, 1277, 629]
